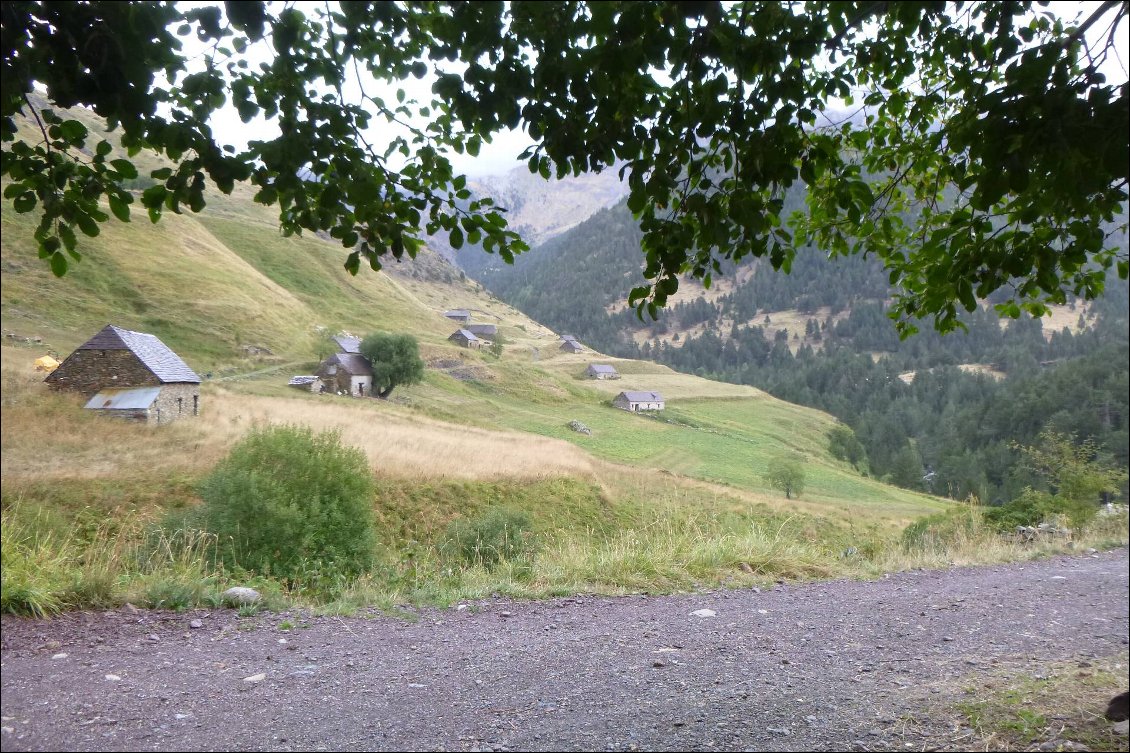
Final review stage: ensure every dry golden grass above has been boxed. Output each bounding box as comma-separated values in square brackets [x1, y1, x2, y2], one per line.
[201, 388, 599, 480]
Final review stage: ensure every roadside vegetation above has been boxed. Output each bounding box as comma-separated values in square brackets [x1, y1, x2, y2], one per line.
[4, 352, 1125, 618]
[947, 652, 1130, 752]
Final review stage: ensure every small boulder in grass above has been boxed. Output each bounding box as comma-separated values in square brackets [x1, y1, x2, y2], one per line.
[221, 587, 262, 607]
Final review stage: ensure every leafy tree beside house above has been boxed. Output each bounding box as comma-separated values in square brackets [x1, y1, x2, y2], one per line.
[359, 333, 424, 399]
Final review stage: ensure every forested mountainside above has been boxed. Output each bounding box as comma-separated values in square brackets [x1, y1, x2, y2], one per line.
[471, 200, 1130, 505]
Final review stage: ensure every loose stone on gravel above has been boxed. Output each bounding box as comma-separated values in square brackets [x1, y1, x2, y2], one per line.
[690, 609, 716, 618]
[188, 620, 203, 629]
[221, 587, 262, 606]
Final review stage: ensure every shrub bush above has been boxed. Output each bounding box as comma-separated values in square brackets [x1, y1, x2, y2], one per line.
[442, 507, 535, 569]
[981, 488, 1069, 532]
[901, 504, 984, 551]
[194, 425, 377, 584]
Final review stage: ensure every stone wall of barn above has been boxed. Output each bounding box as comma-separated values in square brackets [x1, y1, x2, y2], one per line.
[151, 383, 201, 424]
[45, 350, 160, 395]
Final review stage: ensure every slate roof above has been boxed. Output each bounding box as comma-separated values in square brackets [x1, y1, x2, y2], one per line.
[327, 353, 373, 376]
[77, 325, 201, 383]
[618, 391, 664, 402]
[466, 324, 497, 337]
[560, 340, 583, 352]
[588, 364, 618, 374]
[84, 387, 161, 411]
[333, 335, 361, 354]
[449, 329, 480, 342]
[444, 309, 471, 319]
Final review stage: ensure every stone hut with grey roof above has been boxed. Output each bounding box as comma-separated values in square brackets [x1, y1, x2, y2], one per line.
[448, 329, 482, 349]
[332, 335, 362, 354]
[46, 324, 202, 424]
[316, 352, 374, 396]
[612, 391, 665, 412]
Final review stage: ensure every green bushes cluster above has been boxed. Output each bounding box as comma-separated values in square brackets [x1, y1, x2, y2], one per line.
[194, 425, 377, 584]
[982, 489, 1094, 532]
[442, 506, 535, 569]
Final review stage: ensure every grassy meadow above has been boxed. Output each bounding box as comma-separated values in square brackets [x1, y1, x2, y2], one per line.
[2, 112, 1126, 616]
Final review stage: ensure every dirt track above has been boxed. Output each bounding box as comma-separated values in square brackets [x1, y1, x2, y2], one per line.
[2, 548, 1127, 752]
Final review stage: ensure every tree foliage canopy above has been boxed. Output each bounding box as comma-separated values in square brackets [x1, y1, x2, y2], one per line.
[765, 457, 807, 499]
[359, 331, 424, 399]
[2, 1, 1127, 333]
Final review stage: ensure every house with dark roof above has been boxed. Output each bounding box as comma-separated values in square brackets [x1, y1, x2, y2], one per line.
[465, 323, 497, 339]
[332, 335, 362, 354]
[586, 364, 620, 380]
[448, 329, 481, 349]
[612, 391, 665, 412]
[443, 309, 471, 323]
[316, 352, 374, 396]
[46, 324, 202, 424]
[560, 339, 584, 354]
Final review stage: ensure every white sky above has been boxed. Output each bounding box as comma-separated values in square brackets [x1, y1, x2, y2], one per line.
[191, 1, 1128, 180]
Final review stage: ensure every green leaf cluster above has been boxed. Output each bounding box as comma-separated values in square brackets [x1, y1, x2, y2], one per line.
[358, 332, 425, 399]
[3, 1, 1126, 333]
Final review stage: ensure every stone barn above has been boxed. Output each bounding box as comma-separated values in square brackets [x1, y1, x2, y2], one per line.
[316, 353, 374, 396]
[586, 364, 620, 379]
[560, 338, 584, 354]
[612, 391, 665, 412]
[332, 335, 362, 354]
[448, 329, 481, 349]
[46, 324, 201, 424]
[443, 309, 471, 324]
[465, 323, 497, 339]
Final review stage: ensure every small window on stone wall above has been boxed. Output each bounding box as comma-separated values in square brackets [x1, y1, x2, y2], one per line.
[177, 397, 183, 414]
[193, 395, 198, 416]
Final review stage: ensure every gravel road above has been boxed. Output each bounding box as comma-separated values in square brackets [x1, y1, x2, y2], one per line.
[2, 548, 1127, 752]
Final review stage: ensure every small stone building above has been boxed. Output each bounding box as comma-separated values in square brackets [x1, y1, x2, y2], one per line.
[448, 329, 481, 349]
[613, 390, 665, 412]
[443, 309, 471, 323]
[316, 353, 373, 396]
[586, 364, 620, 379]
[560, 339, 584, 354]
[46, 324, 202, 424]
[465, 323, 497, 339]
[332, 335, 362, 354]
[288, 375, 323, 392]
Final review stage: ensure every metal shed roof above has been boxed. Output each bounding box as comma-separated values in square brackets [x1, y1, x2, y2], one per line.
[84, 386, 161, 411]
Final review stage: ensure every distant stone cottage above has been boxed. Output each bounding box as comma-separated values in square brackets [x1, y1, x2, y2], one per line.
[586, 364, 619, 380]
[46, 324, 201, 424]
[316, 352, 373, 396]
[443, 309, 471, 323]
[613, 391, 665, 412]
[560, 339, 584, 354]
[465, 323, 497, 339]
[448, 329, 481, 349]
[332, 335, 362, 354]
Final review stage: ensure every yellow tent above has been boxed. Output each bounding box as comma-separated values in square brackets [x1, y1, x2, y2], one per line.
[34, 355, 60, 373]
